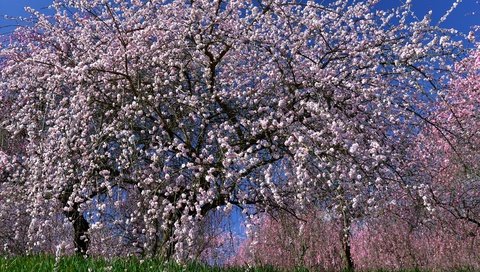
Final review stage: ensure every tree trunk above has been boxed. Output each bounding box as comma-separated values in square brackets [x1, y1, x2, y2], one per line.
[155, 210, 178, 261]
[65, 208, 90, 256]
[59, 184, 90, 256]
[155, 191, 222, 261]
[159, 222, 176, 261]
[341, 207, 354, 272]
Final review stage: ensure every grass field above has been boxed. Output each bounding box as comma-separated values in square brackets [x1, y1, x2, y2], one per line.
[0, 256, 478, 272]
[0, 255, 300, 272]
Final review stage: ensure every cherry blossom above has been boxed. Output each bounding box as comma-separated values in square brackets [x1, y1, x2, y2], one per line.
[0, 0, 469, 262]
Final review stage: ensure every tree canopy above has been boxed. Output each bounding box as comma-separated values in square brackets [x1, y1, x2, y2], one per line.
[0, 0, 477, 267]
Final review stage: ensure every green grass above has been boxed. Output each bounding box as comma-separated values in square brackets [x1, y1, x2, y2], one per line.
[0, 256, 478, 272]
[0, 255, 288, 272]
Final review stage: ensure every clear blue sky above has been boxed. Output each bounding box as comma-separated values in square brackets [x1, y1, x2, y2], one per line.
[376, 0, 479, 33]
[0, 0, 478, 34]
[0, 0, 52, 34]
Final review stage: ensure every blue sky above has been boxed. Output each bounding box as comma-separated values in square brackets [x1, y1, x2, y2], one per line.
[376, 0, 479, 33]
[0, 0, 478, 34]
[0, 0, 52, 34]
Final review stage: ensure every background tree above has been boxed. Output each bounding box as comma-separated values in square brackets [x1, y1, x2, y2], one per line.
[231, 45, 480, 271]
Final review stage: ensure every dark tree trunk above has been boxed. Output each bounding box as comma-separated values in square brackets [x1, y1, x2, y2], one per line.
[341, 207, 355, 272]
[341, 228, 354, 271]
[59, 183, 91, 256]
[65, 208, 90, 256]
[158, 209, 182, 261]
[159, 221, 176, 261]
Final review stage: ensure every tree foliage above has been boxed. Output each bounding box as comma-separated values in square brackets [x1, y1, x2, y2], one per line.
[0, 0, 476, 267]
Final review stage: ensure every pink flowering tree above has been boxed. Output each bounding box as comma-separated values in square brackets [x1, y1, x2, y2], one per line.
[0, 0, 466, 262]
[233, 45, 479, 271]
[230, 210, 345, 270]
[412, 45, 480, 238]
